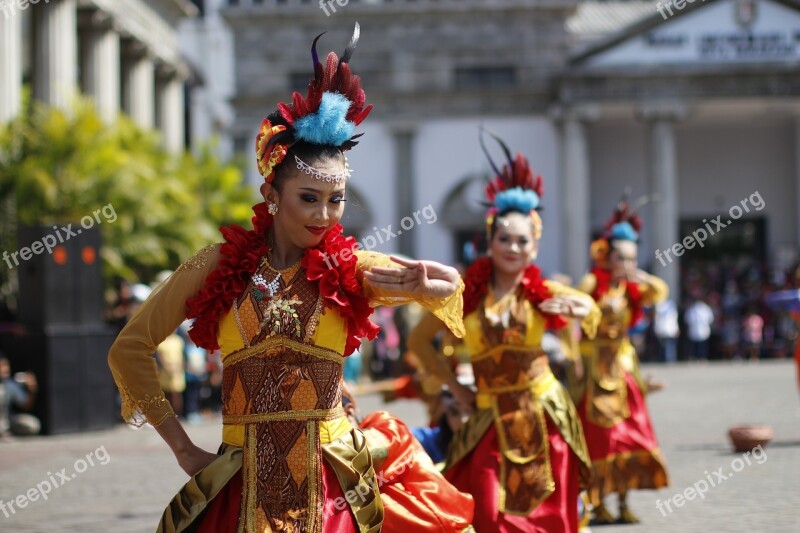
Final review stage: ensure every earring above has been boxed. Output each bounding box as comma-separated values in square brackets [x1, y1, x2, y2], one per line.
[268, 203, 278, 215]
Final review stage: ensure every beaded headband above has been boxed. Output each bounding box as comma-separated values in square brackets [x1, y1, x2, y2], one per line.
[294, 154, 351, 183]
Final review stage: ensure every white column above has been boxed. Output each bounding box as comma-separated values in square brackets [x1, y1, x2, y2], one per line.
[639, 102, 686, 298]
[557, 105, 598, 283]
[0, 9, 22, 122]
[124, 52, 155, 130]
[389, 122, 418, 257]
[33, 0, 78, 110]
[159, 75, 185, 153]
[82, 21, 120, 122]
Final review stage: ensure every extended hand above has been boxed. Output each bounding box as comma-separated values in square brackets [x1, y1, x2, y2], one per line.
[539, 295, 592, 319]
[363, 256, 460, 299]
[627, 269, 650, 285]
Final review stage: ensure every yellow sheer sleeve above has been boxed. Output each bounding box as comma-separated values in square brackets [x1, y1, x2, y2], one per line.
[407, 312, 456, 386]
[544, 280, 601, 339]
[107, 244, 222, 427]
[355, 250, 465, 338]
[638, 272, 669, 306]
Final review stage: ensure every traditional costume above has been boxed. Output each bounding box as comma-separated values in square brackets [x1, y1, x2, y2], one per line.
[107, 26, 465, 533]
[410, 132, 599, 532]
[340, 386, 475, 532]
[571, 201, 669, 524]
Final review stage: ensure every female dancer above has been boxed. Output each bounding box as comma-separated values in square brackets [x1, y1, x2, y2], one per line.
[107, 26, 465, 532]
[572, 201, 669, 524]
[409, 132, 599, 532]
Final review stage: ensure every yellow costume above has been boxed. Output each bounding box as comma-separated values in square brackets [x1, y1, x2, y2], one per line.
[108, 244, 464, 532]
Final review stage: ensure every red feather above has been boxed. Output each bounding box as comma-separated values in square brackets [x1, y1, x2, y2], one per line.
[278, 26, 372, 129]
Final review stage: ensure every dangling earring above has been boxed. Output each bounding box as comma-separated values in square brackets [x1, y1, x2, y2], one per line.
[268, 203, 278, 215]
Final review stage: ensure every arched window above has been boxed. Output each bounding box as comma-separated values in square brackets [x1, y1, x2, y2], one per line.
[441, 174, 488, 266]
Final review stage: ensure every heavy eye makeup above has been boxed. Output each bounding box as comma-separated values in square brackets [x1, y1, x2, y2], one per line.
[497, 234, 529, 246]
[298, 190, 347, 204]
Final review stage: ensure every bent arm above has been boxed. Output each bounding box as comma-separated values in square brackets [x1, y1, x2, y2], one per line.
[637, 271, 669, 306]
[107, 244, 222, 428]
[544, 280, 601, 339]
[407, 312, 459, 388]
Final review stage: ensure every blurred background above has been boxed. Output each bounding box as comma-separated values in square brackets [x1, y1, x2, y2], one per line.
[0, 0, 798, 530]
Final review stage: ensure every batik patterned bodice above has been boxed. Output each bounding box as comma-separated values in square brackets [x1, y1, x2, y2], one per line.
[218, 257, 346, 532]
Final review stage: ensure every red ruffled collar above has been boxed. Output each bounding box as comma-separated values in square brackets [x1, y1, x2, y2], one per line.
[590, 266, 643, 327]
[185, 202, 379, 355]
[462, 257, 566, 330]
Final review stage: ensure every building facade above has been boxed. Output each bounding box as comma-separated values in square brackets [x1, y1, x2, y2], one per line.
[0, 0, 197, 152]
[219, 0, 579, 280]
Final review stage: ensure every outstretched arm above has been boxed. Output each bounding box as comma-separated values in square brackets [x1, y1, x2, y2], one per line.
[357, 251, 465, 338]
[362, 255, 461, 300]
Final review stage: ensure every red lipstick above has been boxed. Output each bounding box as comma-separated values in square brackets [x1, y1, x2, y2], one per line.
[306, 226, 327, 236]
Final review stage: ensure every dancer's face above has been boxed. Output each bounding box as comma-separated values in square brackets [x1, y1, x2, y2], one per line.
[261, 157, 347, 250]
[489, 212, 538, 276]
[609, 240, 637, 280]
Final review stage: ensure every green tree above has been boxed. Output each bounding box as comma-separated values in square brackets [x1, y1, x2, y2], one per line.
[0, 95, 258, 316]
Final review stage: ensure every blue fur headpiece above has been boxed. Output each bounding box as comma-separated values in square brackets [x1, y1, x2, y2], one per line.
[609, 221, 638, 242]
[494, 187, 540, 214]
[294, 92, 355, 146]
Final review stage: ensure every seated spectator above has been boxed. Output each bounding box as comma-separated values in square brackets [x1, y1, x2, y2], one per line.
[0, 355, 41, 438]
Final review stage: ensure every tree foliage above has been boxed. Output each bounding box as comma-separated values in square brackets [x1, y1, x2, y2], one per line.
[0, 95, 258, 316]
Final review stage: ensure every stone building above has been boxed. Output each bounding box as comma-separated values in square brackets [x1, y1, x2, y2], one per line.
[0, 0, 198, 152]
[216, 0, 800, 297]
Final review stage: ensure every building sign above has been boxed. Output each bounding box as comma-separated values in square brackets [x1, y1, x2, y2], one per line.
[585, 0, 800, 67]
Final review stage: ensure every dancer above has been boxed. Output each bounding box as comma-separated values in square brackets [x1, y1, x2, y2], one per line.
[572, 201, 669, 524]
[410, 131, 599, 532]
[107, 25, 465, 532]
[341, 384, 475, 532]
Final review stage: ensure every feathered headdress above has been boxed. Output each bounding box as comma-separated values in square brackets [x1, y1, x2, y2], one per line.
[590, 194, 646, 266]
[256, 24, 372, 182]
[480, 127, 544, 240]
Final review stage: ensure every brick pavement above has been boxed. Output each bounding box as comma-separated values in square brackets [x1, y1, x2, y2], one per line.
[0, 361, 797, 532]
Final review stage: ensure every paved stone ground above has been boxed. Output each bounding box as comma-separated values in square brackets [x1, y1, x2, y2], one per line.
[0, 360, 798, 532]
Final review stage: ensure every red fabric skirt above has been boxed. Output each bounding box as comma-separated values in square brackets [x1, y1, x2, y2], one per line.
[445, 415, 581, 533]
[579, 372, 659, 462]
[197, 460, 358, 532]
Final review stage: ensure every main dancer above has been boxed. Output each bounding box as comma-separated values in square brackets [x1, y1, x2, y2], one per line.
[108, 26, 465, 532]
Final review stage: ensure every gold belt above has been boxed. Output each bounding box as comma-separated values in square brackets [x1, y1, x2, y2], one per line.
[476, 370, 557, 410]
[223, 406, 344, 425]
